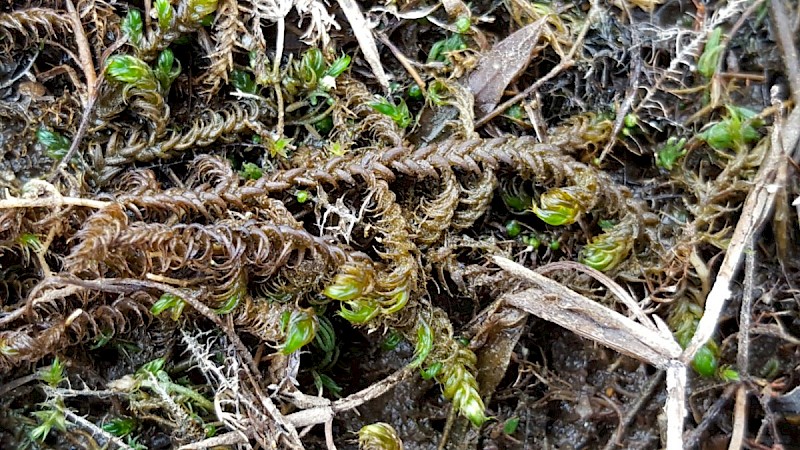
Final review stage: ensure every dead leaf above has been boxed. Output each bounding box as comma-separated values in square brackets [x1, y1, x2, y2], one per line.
[467, 18, 546, 114]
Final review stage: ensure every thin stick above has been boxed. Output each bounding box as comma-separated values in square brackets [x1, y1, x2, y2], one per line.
[47, 34, 125, 181]
[684, 383, 737, 449]
[0, 373, 40, 397]
[63, 408, 136, 450]
[737, 237, 754, 374]
[601, 371, 665, 450]
[0, 197, 110, 210]
[769, 0, 800, 106]
[65, 0, 96, 103]
[377, 33, 427, 95]
[537, 261, 657, 331]
[728, 385, 748, 450]
[728, 236, 755, 450]
[683, 106, 800, 362]
[495, 257, 682, 368]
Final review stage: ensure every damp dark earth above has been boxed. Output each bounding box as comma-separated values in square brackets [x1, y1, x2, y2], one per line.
[1, 0, 799, 449]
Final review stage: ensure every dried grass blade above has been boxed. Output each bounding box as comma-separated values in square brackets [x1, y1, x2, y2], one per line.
[494, 256, 682, 368]
[336, 0, 389, 91]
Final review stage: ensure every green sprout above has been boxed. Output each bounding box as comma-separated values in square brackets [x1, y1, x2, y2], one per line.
[358, 423, 403, 450]
[125, 436, 148, 450]
[102, 417, 137, 437]
[699, 105, 763, 151]
[623, 113, 638, 129]
[30, 399, 66, 443]
[214, 291, 241, 315]
[150, 293, 186, 321]
[427, 34, 467, 63]
[420, 362, 443, 380]
[502, 190, 532, 212]
[436, 345, 487, 427]
[579, 221, 634, 272]
[239, 162, 263, 180]
[522, 234, 541, 250]
[427, 80, 450, 105]
[231, 70, 258, 94]
[691, 345, 718, 378]
[105, 55, 158, 92]
[598, 219, 616, 231]
[130, 358, 214, 412]
[187, 0, 218, 23]
[295, 190, 311, 204]
[504, 104, 525, 121]
[455, 15, 471, 33]
[325, 54, 352, 79]
[670, 301, 722, 378]
[122, 9, 143, 49]
[531, 187, 584, 226]
[268, 136, 294, 159]
[410, 319, 433, 368]
[656, 137, 687, 171]
[697, 28, 724, 78]
[369, 96, 412, 129]
[154, 0, 174, 30]
[312, 370, 343, 397]
[327, 141, 347, 156]
[152, 49, 181, 94]
[381, 331, 403, 351]
[280, 309, 317, 354]
[505, 220, 522, 237]
[37, 357, 65, 387]
[719, 366, 740, 382]
[503, 416, 520, 435]
[408, 84, 423, 99]
[137, 357, 166, 376]
[313, 317, 336, 353]
[339, 298, 380, 324]
[19, 232, 44, 255]
[324, 272, 367, 301]
[37, 127, 71, 160]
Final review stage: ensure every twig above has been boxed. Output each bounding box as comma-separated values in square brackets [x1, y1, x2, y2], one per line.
[684, 383, 737, 449]
[63, 408, 135, 450]
[495, 257, 682, 368]
[769, 0, 800, 106]
[377, 33, 427, 95]
[728, 236, 755, 450]
[601, 370, 665, 450]
[337, 0, 390, 91]
[52, 276, 305, 448]
[683, 105, 800, 363]
[0, 373, 40, 397]
[494, 256, 687, 450]
[598, 52, 642, 162]
[0, 197, 110, 210]
[65, 0, 96, 103]
[537, 261, 657, 331]
[728, 385, 748, 450]
[179, 431, 249, 449]
[47, 33, 125, 182]
[475, 0, 601, 128]
[737, 237, 755, 374]
[285, 366, 413, 428]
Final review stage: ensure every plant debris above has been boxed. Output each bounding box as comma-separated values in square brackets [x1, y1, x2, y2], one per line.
[1, 0, 799, 449]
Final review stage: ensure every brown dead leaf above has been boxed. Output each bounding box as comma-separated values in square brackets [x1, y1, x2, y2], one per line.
[467, 18, 546, 115]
